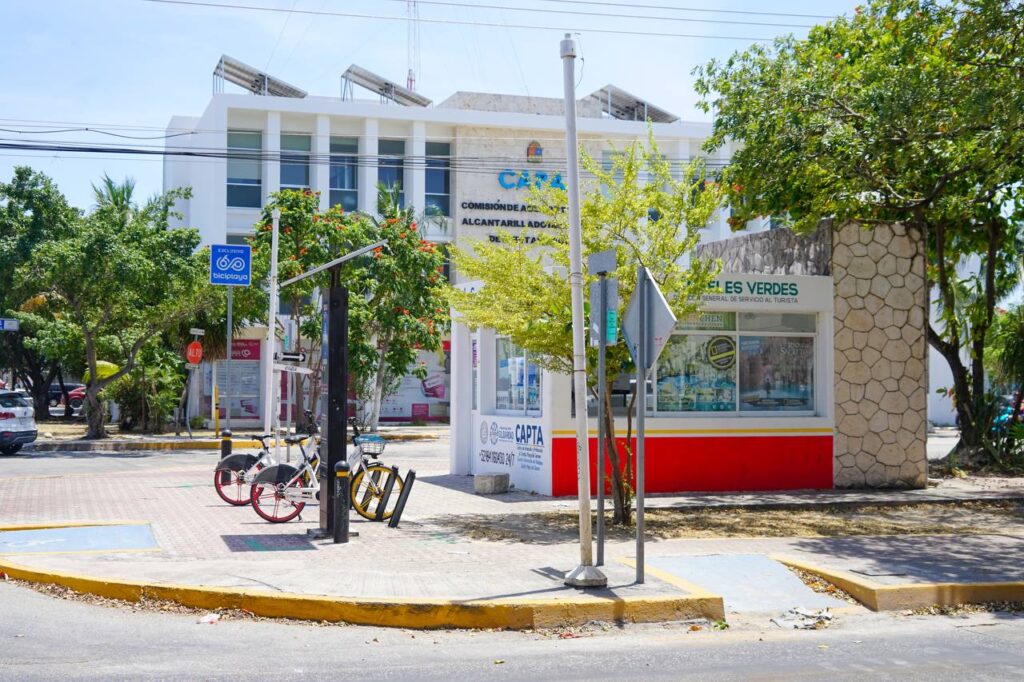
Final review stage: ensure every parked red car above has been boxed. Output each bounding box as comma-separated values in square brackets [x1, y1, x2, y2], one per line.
[63, 386, 86, 410]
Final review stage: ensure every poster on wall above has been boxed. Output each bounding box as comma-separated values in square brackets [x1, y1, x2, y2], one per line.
[201, 339, 262, 419]
[379, 341, 451, 422]
[655, 334, 736, 412]
[738, 336, 814, 411]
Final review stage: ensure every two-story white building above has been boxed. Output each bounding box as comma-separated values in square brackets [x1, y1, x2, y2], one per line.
[163, 56, 744, 426]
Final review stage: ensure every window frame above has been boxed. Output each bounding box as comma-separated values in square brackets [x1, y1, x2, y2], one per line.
[280, 133, 311, 191]
[226, 129, 263, 209]
[425, 141, 451, 217]
[493, 336, 542, 417]
[329, 136, 358, 212]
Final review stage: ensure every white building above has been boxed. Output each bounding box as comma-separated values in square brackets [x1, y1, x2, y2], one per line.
[163, 56, 742, 426]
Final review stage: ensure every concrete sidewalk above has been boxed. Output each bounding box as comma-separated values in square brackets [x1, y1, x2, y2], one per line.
[1, 439, 1022, 628]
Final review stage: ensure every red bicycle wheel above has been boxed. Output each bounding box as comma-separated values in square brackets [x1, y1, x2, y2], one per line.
[214, 464, 262, 506]
[250, 480, 305, 523]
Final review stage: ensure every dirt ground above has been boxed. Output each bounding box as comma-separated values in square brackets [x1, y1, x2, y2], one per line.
[438, 501, 1024, 543]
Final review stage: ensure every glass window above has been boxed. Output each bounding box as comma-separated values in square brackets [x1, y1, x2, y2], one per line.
[738, 312, 816, 333]
[738, 336, 814, 412]
[656, 335, 736, 412]
[227, 130, 262, 208]
[378, 139, 405, 207]
[0, 393, 30, 408]
[494, 337, 541, 415]
[425, 141, 450, 217]
[329, 136, 358, 212]
[280, 134, 311, 189]
[677, 311, 737, 332]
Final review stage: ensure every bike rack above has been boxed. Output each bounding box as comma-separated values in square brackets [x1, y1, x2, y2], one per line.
[387, 469, 416, 528]
[374, 466, 400, 522]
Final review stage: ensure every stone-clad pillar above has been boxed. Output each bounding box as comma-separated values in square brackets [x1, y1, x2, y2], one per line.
[832, 222, 928, 488]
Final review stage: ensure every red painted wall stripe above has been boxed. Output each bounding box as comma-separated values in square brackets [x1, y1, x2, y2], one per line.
[550, 435, 833, 497]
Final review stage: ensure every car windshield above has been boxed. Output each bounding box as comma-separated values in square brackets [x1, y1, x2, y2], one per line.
[0, 393, 30, 408]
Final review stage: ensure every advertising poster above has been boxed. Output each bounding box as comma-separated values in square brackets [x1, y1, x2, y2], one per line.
[379, 341, 451, 422]
[738, 336, 814, 411]
[656, 334, 736, 412]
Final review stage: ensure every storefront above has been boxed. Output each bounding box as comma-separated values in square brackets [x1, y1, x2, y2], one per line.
[450, 273, 835, 495]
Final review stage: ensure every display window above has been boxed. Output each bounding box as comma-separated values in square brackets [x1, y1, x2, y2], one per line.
[654, 311, 816, 416]
[495, 337, 541, 415]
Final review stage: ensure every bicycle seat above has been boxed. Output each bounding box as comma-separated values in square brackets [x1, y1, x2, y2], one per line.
[251, 434, 274, 442]
[284, 435, 309, 445]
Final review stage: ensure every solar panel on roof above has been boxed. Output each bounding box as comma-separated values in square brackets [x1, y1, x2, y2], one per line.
[214, 55, 307, 99]
[341, 65, 432, 107]
[588, 85, 678, 123]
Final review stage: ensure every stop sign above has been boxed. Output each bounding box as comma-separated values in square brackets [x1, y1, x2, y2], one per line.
[186, 341, 203, 365]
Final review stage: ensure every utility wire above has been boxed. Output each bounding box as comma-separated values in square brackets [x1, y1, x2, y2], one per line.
[374, 0, 817, 28]
[530, 0, 834, 20]
[140, 0, 781, 42]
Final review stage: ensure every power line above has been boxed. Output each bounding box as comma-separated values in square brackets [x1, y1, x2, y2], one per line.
[530, 0, 834, 20]
[140, 0, 781, 42]
[374, 0, 817, 28]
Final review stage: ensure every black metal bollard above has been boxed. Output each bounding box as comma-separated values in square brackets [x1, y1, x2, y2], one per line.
[388, 469, 416, 529]
[374, 466, 400, 522]
[220, 429, 232, 458]
[333, 460, 350, 544]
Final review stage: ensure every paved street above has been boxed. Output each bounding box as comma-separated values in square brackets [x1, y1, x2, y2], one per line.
[3, 580, 1024, 681]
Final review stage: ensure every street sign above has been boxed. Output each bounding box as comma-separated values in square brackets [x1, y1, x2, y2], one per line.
[189, 328, 205, 336]
[587, 248, 616, 275]
[185, 363, 200, 370]
[277, 351, 307, 363]
[622, 269, 676, 373]
[0, 318, 20, 332]
[209, 244, 252, 287]
[273, 363, 313, 375]
[186, 341, 203, 365]
[589, 278, 619, 346]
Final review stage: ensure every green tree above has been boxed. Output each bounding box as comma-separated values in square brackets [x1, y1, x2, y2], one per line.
[92, 173, 136, 226]
[448, 135, 722, 524]
[357, 186, 449, 430]
[24, 186, 215, 438]
[694, 0, 1024, 461]
[0, 167, 80, 418]
[248, 188, 448, 432]
[986, 304, 1024, 426]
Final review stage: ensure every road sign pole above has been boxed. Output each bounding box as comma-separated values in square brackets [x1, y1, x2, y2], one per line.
[320, 268, 348, 534]
[596, 271, 607, 567]
[561, 34, 605, 589]
[635, 267, 647, 584]
[225, 286, 232, 433]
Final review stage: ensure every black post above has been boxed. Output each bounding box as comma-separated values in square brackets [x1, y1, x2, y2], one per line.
[320, 268, 348, 533]
[374, 466, 400, 522]
[333, 460, 350, 543]
[220, 429, 232, 459]
[388, 469, 416, 528]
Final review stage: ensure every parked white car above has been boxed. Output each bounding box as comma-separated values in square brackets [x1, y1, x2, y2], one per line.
[0, 391, 37, 455]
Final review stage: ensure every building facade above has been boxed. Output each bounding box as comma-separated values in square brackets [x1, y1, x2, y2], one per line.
[163, 60, 741, 425]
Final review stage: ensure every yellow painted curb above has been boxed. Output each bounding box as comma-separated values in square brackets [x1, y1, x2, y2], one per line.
[0, 557, 723, 630]
[775, 555, 1024, 611]
[618, 557, 726, 621]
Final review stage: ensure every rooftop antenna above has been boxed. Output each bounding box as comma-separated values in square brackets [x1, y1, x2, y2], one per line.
[406, 0, 420, 91]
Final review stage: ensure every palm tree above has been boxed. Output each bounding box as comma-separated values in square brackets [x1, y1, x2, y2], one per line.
[92, 174, 136, 225]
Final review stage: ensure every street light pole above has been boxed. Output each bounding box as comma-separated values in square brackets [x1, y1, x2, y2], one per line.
[561, 33, 606, 589]
[262, 208, 281, 438]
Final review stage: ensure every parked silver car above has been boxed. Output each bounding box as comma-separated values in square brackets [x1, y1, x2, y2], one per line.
[0, 391, 37, 455]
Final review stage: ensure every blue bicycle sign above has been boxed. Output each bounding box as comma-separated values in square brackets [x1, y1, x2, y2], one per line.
[210, 244, 252, 286]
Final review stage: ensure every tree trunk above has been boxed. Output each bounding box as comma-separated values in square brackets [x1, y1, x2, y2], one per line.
[601, 383, 632, 525]
[366, 337, 390, 432]
[84, 389, 106, 439]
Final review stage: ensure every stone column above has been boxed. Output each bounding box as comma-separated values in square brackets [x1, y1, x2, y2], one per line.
[832, 222, 928, 488]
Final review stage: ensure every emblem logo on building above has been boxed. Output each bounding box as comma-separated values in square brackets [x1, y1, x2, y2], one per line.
[480, 420, 489, 445]
[526, 140, 543, 164]
[489, 421, 500, 445]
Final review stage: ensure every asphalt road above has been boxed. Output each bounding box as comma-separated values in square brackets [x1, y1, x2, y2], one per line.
[2, 582, 1023, 681]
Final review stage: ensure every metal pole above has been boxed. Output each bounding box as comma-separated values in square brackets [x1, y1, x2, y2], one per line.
[596, 272, 606, 567]
[225, 286, 232, 433]
[262, 208, 281, 437]
[320, 268, 348, 534]
[561, 33, 606, 588]
[635, 267, 647, 584]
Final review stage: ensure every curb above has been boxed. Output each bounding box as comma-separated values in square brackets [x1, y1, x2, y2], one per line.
[31, 433, 440, 452]
[0, 556, 724, 630]
[775, 555, 1024, 611]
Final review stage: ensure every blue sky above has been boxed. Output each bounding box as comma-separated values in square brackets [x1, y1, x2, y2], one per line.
[0, 0, 859, 209]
